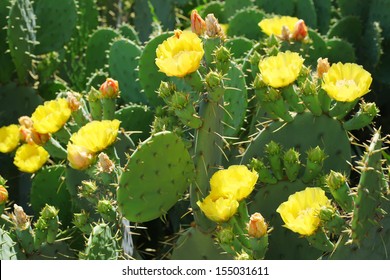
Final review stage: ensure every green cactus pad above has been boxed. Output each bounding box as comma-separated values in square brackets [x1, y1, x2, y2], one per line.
[313, 0, 331, 34]
[0, 83, 43, 126]
[368, 0, 390, 40]
[223, 63, 248, 137]
[34, 0, 77, 54]
[83, 223, 118, 260]
[249, 178, 323, 259]
[138, 32, 173, 107]
[7, 0, 36, 83]
[115, 104, 154, 143]
[351, 130, 384, 243]
[227, 8, 266, 40]
[119, 24, 141, 45]
[326, 38, 356, 63]
[117, 131, 195, 223]
[360, 21, 383, 70]
[30, 165, 73, 228]
[225, 37, 254, 60]
[296, 0, 317, 29]
[241, 112, 352, 175]
[77, 0, 99, 36]
[225, 0, 253, 19]
[254, 0, 295, 15]
[0, 0, 13, 83]
[28, 240, 76, 260]
[327, 16, 362, 47]
[171, 227, 232, 260]
[108, 38, 145, 104]
[337, 0, 371, 18]
[0, 228, 18, 260]
[85, 28, 119, 78]
[112, 131, 136, 167]
[199, 1, 227, 23]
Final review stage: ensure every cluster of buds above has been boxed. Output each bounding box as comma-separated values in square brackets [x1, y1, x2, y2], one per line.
[280, 20, 308, 41]
[18, 116, 50, 146]
[191, 10, 225, 40]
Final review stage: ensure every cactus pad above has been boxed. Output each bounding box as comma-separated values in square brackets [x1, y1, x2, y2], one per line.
[108, 38, 145, 104]
[117, 131, 195, 223]
[227, 8, 265, 40]
[0, 228, 18, 260]
[82, 223, 118, 260]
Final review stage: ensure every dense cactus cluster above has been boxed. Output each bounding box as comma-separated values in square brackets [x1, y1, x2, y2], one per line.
[0, 0, 389, 260]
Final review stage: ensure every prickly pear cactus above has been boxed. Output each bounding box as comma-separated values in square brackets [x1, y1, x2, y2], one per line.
[117, 131, 195, 223]
[82, 223, 118, 260]
[0, 228, 18, 260]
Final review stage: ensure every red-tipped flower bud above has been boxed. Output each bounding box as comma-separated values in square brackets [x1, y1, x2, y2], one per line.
[191, 10, 206, 36]
[99, 78, 120, 98]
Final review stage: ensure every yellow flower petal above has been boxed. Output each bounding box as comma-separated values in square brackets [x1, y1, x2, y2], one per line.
[321, 62, 372, 102]
[13, 144, 49, 173]
[197, 195, 239, 223]
[258, 16, 299, 37]
[276, 187, 331, 236]
[31, 98, 71, 134]
[0, 124, 20, 153]
[209, 165, 258, 201]
[69, 120, 120, 153]
[259, 51, 304, 88]
[155, 30, 204, 77]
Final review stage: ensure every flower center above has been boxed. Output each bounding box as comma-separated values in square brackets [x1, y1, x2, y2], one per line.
[336, 79, 356, 88]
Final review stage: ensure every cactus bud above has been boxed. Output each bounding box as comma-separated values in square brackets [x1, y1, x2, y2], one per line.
[249, 158, 277, 184]
[265, 141, 283, 180]
[97, 152, 115, 174]
[280, 25, 291, 41]
[67, 144, 95, 170]
[66, 91, 81, 111]
[283, 148, 301, 181]
[247, 212, 268, 238]
[158, 81, 176, 99]
[291, 19, 308, 41]
[300, 79, 322, 116]
[267, 88, 294, 122]
[205, 71, 224, 102]
[191, 10, 206, 36]
[302, 147, 327, 183]
[10, 204, 30, 230]
[40, 204, 59, 220]
[99, 78, 119, 98]
[170, 92, 189, 109]
[205, 13, 225, 39]
[79, 180, 98, 202]
[253, 73, 267, 90]
[217, 227, 235, 244]
[214, 46, 231, 74]
[73, 211, 91, 234]
[0, 185, 8, 205]
[326, 171, 353, 213]
[316, 57, 330, 79]
[97, 199, 116, 222]
[319, 207, 345, 235]
[343, 101, 380, 131]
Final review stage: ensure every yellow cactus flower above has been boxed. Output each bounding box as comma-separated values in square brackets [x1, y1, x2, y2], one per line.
[276, 187, 331, 236]
[258, 16, 299, 37]
[197, 195, 239, 223]
[67, 144, 95, 170]
[259, 51, 304, 88]
[13, 144, 49, 173]
[321, 62, 372, 102]
[69, 120, 120, 153]
[0, 124, 20, 153]
[155, 30, 204, 77]
[31, 98, 71, 134]
[209, 165, 258, 201]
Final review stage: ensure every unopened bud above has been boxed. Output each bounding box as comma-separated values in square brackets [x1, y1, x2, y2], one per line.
[205, 71, 223, 89]
[40, 204, 59, 220]
[326, 170, 346, 191]
[247, 212, 268, 238]
[291, 19, 308, 41]
[280, 25, 291, 41]
[11, 204, 30, 230]
[0, 185, 8, 205]
[79, 180, 98, 198]
[307, 146, 327, 164]
[191, 10, 206, 36]
[316, 57, 330, 78]
[67, 144, 95, 170]
[217, 227, 235, 244]
[99, 78, 120, 98]
[235, 251, 251, 260]
[67, 91, 81, 111]
[97, 152, 115, 173]
[205, 14, 225, 39]
[158, 81, 176, 99]
[73, 211, 91, 234]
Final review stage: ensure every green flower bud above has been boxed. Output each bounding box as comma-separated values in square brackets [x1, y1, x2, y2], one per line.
[97, 199, 116, 222]
[214, 46, 231, 74]
[205, 71, 223, 89]
[217, 227, 235, 244]
[326, 171, 353, 213]
[265, 141, 283, 180]
[302, 147, 327, 183]
[40, 204, 59, 220]
[73, 211, 91, 234]
[283, 148, 301, 182]
[87, 86, 102, 102]
[157, 81, 176, 99]
[343, 101, 379, 131]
